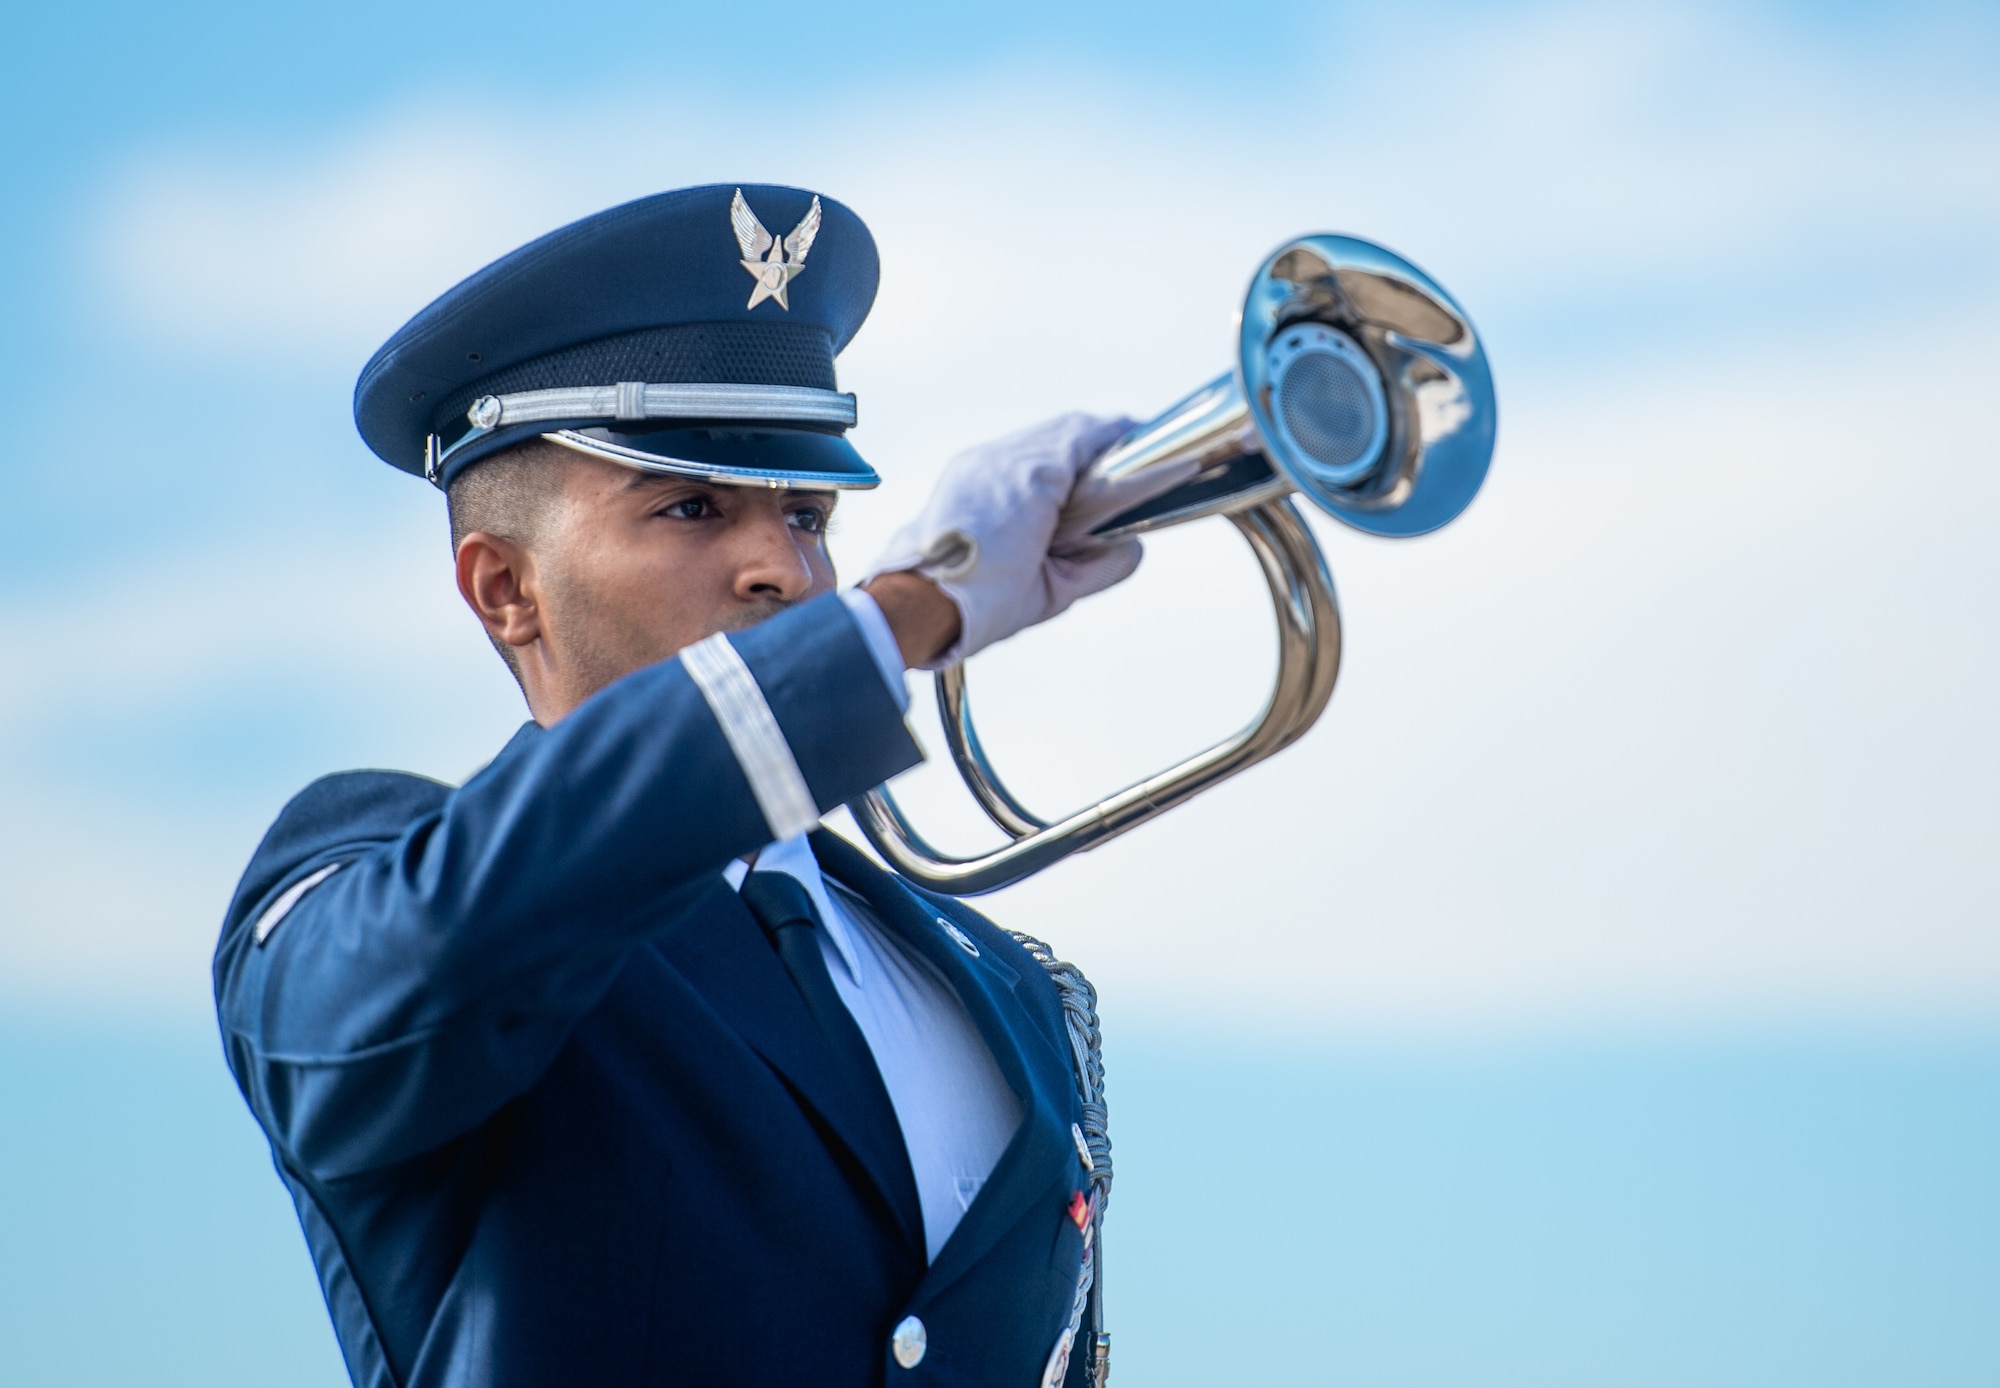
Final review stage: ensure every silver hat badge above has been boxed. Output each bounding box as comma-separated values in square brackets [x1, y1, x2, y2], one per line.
[731, 189, 822, 311]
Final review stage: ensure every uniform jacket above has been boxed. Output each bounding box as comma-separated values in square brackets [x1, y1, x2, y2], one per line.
[213, 594, 1096, 1388]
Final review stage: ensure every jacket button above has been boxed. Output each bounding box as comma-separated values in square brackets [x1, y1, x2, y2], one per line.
[891, 1314, 928, 1369]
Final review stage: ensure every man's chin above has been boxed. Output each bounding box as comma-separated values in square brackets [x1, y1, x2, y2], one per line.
[562, 600, 799, 716]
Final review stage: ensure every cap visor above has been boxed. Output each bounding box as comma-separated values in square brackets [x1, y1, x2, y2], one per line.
[547, 425, 877, 489]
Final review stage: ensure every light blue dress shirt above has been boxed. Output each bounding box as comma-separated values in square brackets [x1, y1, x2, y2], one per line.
[721, 590, 1024, 1263]
[725, 835, 1023, 1263]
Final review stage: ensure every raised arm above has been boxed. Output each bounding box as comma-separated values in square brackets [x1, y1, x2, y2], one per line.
[213, 592, 920, 1179]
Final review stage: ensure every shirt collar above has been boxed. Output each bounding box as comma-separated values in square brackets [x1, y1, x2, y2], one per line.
[725, 834, 862, 982]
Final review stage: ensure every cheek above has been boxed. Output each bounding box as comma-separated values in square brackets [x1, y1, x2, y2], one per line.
[805, 535, 838, 591]
[622, 542, 730, 624]
[566, 528, 714, 638]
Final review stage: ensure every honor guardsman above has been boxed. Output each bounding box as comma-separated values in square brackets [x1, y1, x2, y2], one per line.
[213, 184, 1143, 1387]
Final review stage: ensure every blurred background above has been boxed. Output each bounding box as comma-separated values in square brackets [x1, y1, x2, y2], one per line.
[3, 1, 1996, 1383]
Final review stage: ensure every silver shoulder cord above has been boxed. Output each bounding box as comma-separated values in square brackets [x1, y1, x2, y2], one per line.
[1008, 930, 1114, 1388]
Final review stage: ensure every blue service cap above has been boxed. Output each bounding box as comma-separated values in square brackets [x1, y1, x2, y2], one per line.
[353, 184, 880, 491]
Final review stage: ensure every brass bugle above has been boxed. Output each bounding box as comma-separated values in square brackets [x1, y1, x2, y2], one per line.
[854, 234, 1496, 894]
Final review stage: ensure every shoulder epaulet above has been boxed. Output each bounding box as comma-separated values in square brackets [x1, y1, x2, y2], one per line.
[225, 770, 451, 936]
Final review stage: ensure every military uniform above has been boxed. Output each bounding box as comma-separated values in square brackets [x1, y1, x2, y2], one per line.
[214, 185, 1106, 1388]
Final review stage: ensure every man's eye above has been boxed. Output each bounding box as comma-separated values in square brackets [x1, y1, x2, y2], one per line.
[662, 497, 712, 519]
[789, 508, 828, 534]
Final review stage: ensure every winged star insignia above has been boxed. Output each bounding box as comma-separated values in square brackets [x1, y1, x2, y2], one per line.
[731, 189, 822, 311]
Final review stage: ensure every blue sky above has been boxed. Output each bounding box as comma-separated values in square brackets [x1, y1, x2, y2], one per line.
[1, 1, 1996, 1383]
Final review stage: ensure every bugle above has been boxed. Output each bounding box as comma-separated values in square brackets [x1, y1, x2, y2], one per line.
[854, 234, 1496, 894]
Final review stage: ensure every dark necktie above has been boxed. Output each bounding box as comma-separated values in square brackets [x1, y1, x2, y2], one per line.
[738, 871, 921, 1241]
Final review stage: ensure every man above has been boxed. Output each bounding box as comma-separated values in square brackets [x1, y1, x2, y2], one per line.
[214, 184, 1148, 1388]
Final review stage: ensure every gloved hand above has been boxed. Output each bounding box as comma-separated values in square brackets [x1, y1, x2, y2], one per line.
[864, 412, 1154, 669]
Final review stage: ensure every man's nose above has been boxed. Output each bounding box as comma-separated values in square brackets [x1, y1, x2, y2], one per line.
[733, 513, 816, 602]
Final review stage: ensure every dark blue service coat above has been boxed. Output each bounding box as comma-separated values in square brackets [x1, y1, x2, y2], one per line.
[213, 594, 1096, 1388]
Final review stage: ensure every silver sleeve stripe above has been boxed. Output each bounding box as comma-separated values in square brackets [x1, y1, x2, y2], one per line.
[254, 861, 344, 945]
[679, 632, 821, 841]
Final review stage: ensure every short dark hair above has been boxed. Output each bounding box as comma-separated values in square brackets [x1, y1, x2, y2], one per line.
[445, 439, 576, 682]
[447, 437, 574, 554]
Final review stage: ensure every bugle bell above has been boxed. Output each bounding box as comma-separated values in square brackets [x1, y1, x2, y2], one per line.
[853, 234, 1496, 894]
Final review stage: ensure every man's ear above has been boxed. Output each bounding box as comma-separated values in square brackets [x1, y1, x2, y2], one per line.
[455, 532, 543, 651]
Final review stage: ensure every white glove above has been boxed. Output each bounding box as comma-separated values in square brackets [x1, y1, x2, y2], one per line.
[865, 412, 1156, 669]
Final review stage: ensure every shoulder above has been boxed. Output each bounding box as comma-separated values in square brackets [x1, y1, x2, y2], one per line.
[900, 879, 1079, 1039]
[223, 770, 452, 937]
[269, 769, 453, 847]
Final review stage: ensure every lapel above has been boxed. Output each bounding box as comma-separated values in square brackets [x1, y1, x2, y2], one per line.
[649, 874, 925, 1257]
[810, 831, 1079, 1300]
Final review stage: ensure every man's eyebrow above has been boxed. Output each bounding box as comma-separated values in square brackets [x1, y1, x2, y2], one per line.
[616, 474, 837, 508]
[622, 471, 687, 494]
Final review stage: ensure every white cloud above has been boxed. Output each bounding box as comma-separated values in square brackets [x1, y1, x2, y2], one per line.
[90, 7, 2000, 370]
[0, 520, 525, 1016]
[24, 3, 2000, 1028]
[907, 342, 2000, 1033]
